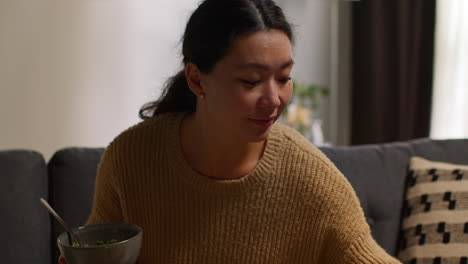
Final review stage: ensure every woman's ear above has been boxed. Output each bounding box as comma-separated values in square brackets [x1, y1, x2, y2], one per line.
[185, 63, 205, 97]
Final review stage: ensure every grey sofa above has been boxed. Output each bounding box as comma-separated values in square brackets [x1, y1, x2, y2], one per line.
[2, 138, 468, 264]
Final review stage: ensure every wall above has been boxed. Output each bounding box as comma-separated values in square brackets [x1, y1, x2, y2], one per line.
[0, 0, 198, 161]
[0, 0, 351, 161]
[279, 0, 352, 146]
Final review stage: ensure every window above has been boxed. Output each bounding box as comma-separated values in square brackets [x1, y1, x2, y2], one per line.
[430, 0, 468, 139]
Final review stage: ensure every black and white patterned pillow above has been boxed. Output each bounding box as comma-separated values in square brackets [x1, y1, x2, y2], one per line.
[398, 157, 468, 264]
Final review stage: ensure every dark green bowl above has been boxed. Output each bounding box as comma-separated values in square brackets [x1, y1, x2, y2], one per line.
[57, 223, 143, 264]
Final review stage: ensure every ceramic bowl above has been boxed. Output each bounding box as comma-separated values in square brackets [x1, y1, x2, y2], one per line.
[57, 223, 143, 264]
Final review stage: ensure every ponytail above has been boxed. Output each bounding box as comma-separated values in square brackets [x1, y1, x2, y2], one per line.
[139, 70, 197, 119]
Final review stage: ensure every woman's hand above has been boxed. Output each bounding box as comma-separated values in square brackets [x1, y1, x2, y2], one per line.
[58, 256, 67, 264]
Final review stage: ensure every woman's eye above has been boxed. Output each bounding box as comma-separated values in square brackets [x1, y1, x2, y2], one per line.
[240, 79, 261, 86]
[278, 77, 292, 84]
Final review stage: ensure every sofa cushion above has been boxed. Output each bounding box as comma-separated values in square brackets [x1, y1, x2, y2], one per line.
[0, 150, 50, 264]
[398, 157, 468, 264]
[47, 147, 104, 262]
[319, 138, 468, 256]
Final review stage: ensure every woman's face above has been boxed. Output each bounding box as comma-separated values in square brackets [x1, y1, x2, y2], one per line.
[199, 30, 294, 142]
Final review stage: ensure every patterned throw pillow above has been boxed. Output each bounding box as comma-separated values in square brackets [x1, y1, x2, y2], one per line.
[398, 157, 468, 264]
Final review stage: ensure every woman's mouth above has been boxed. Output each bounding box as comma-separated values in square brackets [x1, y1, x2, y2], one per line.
[250, 118, 274, 127]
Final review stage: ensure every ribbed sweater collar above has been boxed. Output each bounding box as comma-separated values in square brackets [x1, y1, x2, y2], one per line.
[165, 112, 282, 195]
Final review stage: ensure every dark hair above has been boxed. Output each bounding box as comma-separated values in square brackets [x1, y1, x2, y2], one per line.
[139, 0, 295, 119]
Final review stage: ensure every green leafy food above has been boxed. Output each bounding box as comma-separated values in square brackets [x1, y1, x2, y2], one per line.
[71, 241, 89, 247]
[96, 239, 119, 246]
[71, 239, 118, 247]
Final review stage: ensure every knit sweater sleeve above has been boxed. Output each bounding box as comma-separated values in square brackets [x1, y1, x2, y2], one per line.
[318, 162, 401, 264]
[86, 141, 124, 225]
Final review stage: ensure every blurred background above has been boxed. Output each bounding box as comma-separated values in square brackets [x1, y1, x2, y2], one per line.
[1, 0, 467, 160]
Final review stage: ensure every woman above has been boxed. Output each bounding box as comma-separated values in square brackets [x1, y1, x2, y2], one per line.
[61, 0, 401, 263]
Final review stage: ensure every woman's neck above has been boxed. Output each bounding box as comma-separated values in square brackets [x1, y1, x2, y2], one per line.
[180, 113, 266, 180]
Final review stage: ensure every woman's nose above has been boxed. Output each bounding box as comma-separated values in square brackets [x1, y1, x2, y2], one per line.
[258, 81, 281, 108]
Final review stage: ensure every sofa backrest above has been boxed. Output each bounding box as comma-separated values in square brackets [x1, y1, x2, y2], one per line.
[47, 147, 104, 263]
[45, 138, 468, 260]
[0, 150, 50, 264]
[319, 138, 468, 256]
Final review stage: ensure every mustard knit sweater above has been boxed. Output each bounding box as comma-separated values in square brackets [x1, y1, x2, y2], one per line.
[87, 112, 401, 264]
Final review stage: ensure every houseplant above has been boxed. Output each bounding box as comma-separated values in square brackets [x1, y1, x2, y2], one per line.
[282, 80, 330, 143]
